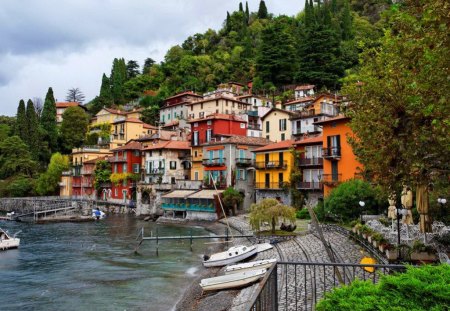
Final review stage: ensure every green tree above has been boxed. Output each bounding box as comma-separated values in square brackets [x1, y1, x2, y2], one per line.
[66, 87, 85, 103]
[249, 198, 296, 233]
[342, 0, 450, 195]
[5, 175, 35, 197]
[257, 0, 268, 19]
[140, 105, 160, 125]
[93, 160, 112, 190]
[222, 187, 243, 216]
[59, 106, 89, 152]
[110, 58, 128, 105]
[0, 136, 37, 179]
[341, 0, 353, 40]
[245, 1, 250, 24]
[142, 57, 155, 74]
[40, 87, 58, 152]
[0, 124, 10, 142]
[15, 99, 27, 141]
[126, 60, 140, 79]
[25, 99, 40, 159]
[35, 153, 69, 195]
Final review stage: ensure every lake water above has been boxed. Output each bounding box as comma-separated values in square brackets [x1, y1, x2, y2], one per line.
[0, 215, 214, 311]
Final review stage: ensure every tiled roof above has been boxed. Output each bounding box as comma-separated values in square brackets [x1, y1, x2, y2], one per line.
[103, 108, 126, 115]
[261, 108, 297, 120]
[314, 115, 349, 125]
[293, 135, 323, 145]
[111, 141, 142, 151]
[252, 140, 295, 152]
[162, 120, 179, 127]
[208, 136, 272, 146]
[84, 155, 109, 164]
[284, 97, 315, 106]
[142, 140, 190, 151]
[56, 102, 80, 108]
[143, 123, 158, 129]
[125, 108, 144, 114]
[295, 84, 315, 91]
[164, 91, 202, 101]
[188, 113, 245, 123]
[185, 95, 251, 106]
[112, 117, 143, 124]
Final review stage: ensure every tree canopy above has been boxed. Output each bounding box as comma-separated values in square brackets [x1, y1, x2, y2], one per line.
[59, 106, 89, 152]
[249, 198, 296, 233]
[66, 87, 85, 103]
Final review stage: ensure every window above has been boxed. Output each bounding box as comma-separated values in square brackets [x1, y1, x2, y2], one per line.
[122, 163, 127, 173]
[193, 131, 199, 146]
[279, 119, 287, 131]
[171, 177, 176, 184]
[149, 150, 153, 157]
[265, 121, 270, 133]
[206, 129, 212, 142]
[237, 169, 246, 180]
[170, 161, 177, 170]
[199, 112, 205, 118]
[194, 122, 198, 127]
[216, 109, 219, 113]
[123, 151, 127, 160]
[123, 179, 127, 186]
[168, 114, 171, 120]
[194, 150, 198, 157]
[266, 135, 269, 139]
[240, 123, 245, 128]
[216, 100, 219, 107]
[201, 103, 203, 109]
[281, 133, 285, 141]
[191, 105, 193, 111]
[162, 115, 165, 122]
[207, 120, 211, 125]
[114, 164, 118, 173]
[134, 150, 140, 156]
[133, 164, 140, 173]
[194, 171, 199, 180]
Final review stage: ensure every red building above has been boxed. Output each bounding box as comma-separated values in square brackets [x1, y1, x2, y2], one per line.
[109, 141, 142, 204]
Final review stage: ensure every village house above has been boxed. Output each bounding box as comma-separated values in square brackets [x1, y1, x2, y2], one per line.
[159, 91, 202, 129]
[261, 108, 297, 142]
[294, 84, 315, 99]
[55, 102, 87, 124]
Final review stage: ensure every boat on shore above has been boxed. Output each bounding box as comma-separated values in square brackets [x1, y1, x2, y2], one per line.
[0, 228, 20, 250]
[203, 245, 257, 267]
[225, 258, 277, 274]
[200, 268, 267, 291]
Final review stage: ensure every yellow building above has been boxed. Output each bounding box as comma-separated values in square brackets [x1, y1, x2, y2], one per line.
[253, 140, 295, 205]
[91, 107, 143, 126]
[261, 108, 296, 142]
[110, 118, 157, 149]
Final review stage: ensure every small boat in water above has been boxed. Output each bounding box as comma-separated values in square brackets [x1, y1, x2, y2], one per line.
[225, 258, 277, 274]
[200, 268, 267, 291]
[0, 228, 20, 250]
[92, 209, 106, 220]
[203, 245, 257, 267]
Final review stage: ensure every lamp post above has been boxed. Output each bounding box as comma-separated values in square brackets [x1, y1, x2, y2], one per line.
[358, 201, 365, 222]
[437, 198, 447, 220]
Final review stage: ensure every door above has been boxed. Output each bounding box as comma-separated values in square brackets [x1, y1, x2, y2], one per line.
[331, 161, 339, 181]
[265, 173, 270, 188]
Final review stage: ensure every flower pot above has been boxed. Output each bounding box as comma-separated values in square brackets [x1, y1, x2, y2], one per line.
[379, 245, 385, 252]
[385, 249, 398, 260]
[352, 227, 357, 233]
[368, 236, 373, 243]
[373, 241, 378, 248]
[362, 234, 367, 239]
[410, 252, 437, 261]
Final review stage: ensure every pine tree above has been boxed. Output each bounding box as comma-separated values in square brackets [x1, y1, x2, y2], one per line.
[142, 58, 155, 74]
[25, 99, 40, 159]
[257, 0, 268, 19]
[126, 60, 140, 79]
[15, 100, 27, 141]
[40, 87, 58, 153]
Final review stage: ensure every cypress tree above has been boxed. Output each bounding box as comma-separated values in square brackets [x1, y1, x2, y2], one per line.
[226, 11, 231, 31]
[15, 99, 27, 141]
[99, 73, 113, 104]
[110, 58, 127, 105]
[239, 2, 243, 12]
[40, 87, 58, 152]
[245, 2, 250, 23]
[341, 0, 353, 40]
[25, 99, 40, 159]
[257, 0, 268, 19]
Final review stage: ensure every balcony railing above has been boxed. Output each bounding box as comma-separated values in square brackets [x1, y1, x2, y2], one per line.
[298, 157, 323, 166]
[254, 161, 287, 170]
[248, 124, 261, 130]
[322, 147, 341, 158]
[147, 168, 165, 175]
[297, 181, 323, 190]
[82, 182, 93, 188]
[255, 182, 289, 190]
[203, 179, 227, 189]
[292, 128, 302, 135]
[236, 158, 253, 166]
[110, 156, 127, 163]
[320, 174, 342, 185]
[202, 158, 226, 167]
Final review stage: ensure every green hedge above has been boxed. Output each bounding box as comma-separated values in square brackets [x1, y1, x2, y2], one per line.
[316, 265, 450, 311]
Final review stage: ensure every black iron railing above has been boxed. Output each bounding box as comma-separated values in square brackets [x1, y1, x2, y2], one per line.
[202, 158, 226, 166]
[254, 161, 287, 169]
[322, 147, 341, 158]
[236, 158, 253, 166]
[298, 157, 323, 166]
[248, 261, 406, 311]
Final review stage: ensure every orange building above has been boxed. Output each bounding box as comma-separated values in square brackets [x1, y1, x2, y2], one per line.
[315, 116, 363, 196]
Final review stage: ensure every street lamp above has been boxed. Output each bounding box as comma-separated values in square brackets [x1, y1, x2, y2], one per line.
[358, 201, 365, 222]
[438, 198, 447, 219]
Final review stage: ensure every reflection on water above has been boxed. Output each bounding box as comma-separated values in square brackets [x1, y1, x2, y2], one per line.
[0, 215, 212, 311]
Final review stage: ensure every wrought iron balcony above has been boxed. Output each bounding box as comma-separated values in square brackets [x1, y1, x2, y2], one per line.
[236, 158, 253, 166]
[298, 157, 323, 166]
[147, 168, 165, 175]
[297, 181, 323, 190]
[320, 174, 342, 185]
[248, 124, 261, 130]
[254, 182, 289, 190]
[254, 161, 287, 170]
[322, 147, 341, 159]
[202, 158, 226, 167]
[110, 156, 127, 163]
[203, 179, 227, 189]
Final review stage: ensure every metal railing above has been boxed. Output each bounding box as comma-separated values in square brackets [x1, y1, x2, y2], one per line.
[146, 168, 165, 175]
[255, 182, 289, 190]
[254, 161, 287, 169]
[248, 261, 406, 311]
[248, 124, 261, 130]
[109, 156, 127, 163]
[322, 147, 341, 158]
[297, 181, 322, 190]
[202, 158, 226, 166]
[236, 158, 253, 166]
[298, 157, 323, 166]
[320, 174, 342, 184]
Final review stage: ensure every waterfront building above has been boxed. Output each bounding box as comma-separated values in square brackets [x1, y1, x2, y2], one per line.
[252, 140, 296, 205]
[159, 91, 202, 128]
[261, 108, 296, 142]
[56, 102, 87, 124]
[80, 156, 109, 200]
[315, 115, 363, 196]
[189, 113, 247, 182]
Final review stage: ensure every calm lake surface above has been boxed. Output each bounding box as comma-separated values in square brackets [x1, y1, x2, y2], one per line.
[0, 215, 214, 311]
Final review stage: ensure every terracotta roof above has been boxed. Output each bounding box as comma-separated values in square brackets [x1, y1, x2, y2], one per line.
[293, 135, 323, 145]
[252, 140, 295, 152]
[284, 97, 315, 106]
[111, 141, 142, 151]
[142, 140, 190, 151]
[162, 120, 179, 127]
[125, 108, 144, 114]
[164, 91, 202, 101]
[295, 84, 315, 91]
[103, 107, 126, 115]
[314, 93, 343, 103]
[261, 108, 297, 120]
[112, 117, 143, 124]
[188, 113, 245, 123]
[208, 136, 272, 146]
[314, 115, 349, 125]
[84, 155, 109, 164]
[185, 95, 251, 106]
[56, 102, 81, 108]
[143, 123, 158, 130]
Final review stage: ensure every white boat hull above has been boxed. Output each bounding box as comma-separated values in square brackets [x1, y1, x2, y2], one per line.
[225, 258, 277, 274]
[0, 237, 20, 250]
[256, 243, 273, 253]
[203, 245, 257, 267]
[200, 268, 267, 291]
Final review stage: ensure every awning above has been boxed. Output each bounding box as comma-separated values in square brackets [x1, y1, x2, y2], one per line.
[187, 190, 224, 199]
[161, 190, 198, 199]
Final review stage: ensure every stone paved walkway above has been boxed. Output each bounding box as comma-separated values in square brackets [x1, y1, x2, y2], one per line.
[220, 216, 372, 311]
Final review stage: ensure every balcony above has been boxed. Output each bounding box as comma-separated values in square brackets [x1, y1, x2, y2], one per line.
[298, 157, 323, 166]
[147, 168, 165, 175]
[292, 128, 303, 135]
[322, 147, 341, 159]
[110, 156, 127, 163]
[247, 110, 259, 117]
[320, 174, 342, 185]
[297, 181, 323, 190]
[255, 182, 290, 190]
[202, 158, 226, 167]
[82, 182, 93, 188]
[203, 179, 227, 189]
[248, 124, 261, 130]
[236, 158, 253, 167]
[254, 161, 287, 170]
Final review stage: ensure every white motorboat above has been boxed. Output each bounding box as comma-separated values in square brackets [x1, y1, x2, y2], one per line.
[203, 245, 257, 267]
[256, 243, 273, 253]
[200, 268, 267, 291]
[225, 258, 277, 274]
[0, 228, 20, 250]
[92, 209, 106, 220]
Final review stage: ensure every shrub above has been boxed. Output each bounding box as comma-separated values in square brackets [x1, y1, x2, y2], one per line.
[316, 265, 450, 311]
[296, 208, 310, 219]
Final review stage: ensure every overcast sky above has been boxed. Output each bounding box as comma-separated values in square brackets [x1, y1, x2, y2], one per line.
[0, 0, 303, 116]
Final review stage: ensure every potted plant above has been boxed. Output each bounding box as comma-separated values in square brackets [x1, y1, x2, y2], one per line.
[360, 225, 373, 240]
[410, 241, 437, 261]
[371, 232, 384, 248]
[350, 220, 361, 233]
[354, 223, 363, 235]
[378, 237, 389, 252]
[385, 244, 398, 260]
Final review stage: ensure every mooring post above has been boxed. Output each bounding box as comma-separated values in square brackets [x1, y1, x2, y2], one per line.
[225, 227, 229, 242]
[156, 227, 159, 256]
[190, 228, 193, 251]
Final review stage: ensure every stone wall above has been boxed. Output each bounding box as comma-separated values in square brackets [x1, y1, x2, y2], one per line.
[255, 189, 291, 206]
